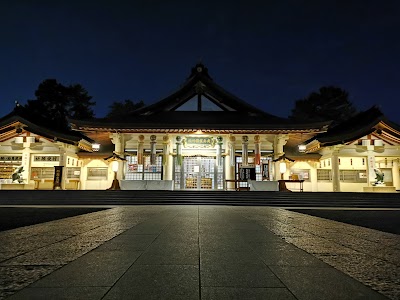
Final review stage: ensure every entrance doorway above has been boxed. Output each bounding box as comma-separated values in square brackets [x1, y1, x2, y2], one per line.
[174, 156, 224, 190]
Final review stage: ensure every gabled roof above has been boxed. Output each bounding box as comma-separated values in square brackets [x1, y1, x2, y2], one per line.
[0, 105, 93, 149]
[70, 63, 331, 133]
[303, 106, 400, 151]
[134, 63, 271, 116]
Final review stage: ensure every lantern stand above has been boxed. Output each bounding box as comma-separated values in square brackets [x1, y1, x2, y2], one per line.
[104, 152, 126, 190]
[272, 154, 295, 192]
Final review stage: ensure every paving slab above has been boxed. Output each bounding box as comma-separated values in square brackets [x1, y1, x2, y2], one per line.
[270, 265, 387, 300]
[102, 265, 199, 300]
[7, 287, 109, 300]
[201, 287, 297, 300]
[30, 250, 143, 287]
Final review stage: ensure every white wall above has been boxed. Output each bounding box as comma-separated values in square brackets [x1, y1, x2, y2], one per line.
[81, 159, 112, 190]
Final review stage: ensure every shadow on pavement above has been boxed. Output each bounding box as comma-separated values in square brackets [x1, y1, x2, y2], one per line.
[0, 208, 109, 232]
[288, 209, 400, 234]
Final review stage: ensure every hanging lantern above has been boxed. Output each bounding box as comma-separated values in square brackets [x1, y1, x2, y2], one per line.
[229, 135, 236, 167]
[176, 136, 182, 166]
[298, 144, 306, 152]
[272, 154, 295, 180]
[91, 143, 100, 152]
[137, 135, 144, 165]
[254, 135, 261, 165]
[150, 135, 157, 165]
[279, 161, 287, 179]
[216, 136, 223, 166]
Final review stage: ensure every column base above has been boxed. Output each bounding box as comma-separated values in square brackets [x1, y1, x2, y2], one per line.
[278, 180, 292, 192]
[107, 179, 121, 190]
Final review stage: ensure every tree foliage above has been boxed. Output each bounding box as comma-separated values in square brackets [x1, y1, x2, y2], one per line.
[24, 79, 95, 130]
[289, 86, 357, 125]
[66, 84, 96, 119]
[106, 99, 145, 119]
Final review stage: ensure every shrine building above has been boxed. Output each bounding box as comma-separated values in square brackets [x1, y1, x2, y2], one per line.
[1, 64, 400, 192]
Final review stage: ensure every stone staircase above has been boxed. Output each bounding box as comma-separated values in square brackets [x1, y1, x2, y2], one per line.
[0, 190, 399, 208]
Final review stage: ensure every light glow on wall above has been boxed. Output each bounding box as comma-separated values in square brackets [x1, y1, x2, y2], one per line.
[298, 144, 306, 152]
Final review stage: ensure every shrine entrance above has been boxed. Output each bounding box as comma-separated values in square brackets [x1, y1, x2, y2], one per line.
[174, 156, 225, 190]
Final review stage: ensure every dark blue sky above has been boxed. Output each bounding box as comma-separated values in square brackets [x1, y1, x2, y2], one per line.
[1, 0, 400, 124]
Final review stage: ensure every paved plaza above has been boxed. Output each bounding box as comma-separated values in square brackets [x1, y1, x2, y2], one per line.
[0, 205, 399, 299]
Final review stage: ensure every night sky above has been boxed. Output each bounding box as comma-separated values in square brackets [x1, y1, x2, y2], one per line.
[1, 1, 400, 124]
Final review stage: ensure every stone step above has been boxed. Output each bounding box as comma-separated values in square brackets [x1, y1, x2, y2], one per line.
[1, 190, 399, 208]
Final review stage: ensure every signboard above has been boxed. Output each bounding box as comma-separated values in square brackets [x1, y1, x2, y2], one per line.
[145, 165, 158, 172]
[183, 136, 215, 148]
[53, 166, 63, 190]
[239, 167, 256, 180]
[128, 164, 138, 172]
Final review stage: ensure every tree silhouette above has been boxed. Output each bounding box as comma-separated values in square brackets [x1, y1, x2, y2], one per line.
[106, 99, 144, 119]
[67, 84, 95, 119]
[25, 79, 95, 130]
[289, 86, 357, 125]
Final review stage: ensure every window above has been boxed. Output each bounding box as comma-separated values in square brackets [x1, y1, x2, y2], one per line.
[87, 167, 108, 180]
[380, 168, 393, 185]
[290, 169, 310, 182]
[0, 166, 14, 180]
[317, 169, 332, 181]
[340, 170, 367, 183]
[30, 167, 55, 179]
[0, 156, 23, 182]
[66, 167, 81, 179]
[317, 169, 368, 183]
[125, 155, 162, 180]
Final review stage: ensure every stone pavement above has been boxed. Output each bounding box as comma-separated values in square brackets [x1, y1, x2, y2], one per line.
[0, 206, 399, 300]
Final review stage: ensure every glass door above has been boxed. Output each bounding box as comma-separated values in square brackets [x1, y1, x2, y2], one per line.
[183, 156, 199, 189]
[176, 156, 217, 190]
[199, 157, 214, 189]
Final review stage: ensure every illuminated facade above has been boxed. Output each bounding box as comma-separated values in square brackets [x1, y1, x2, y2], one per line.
[1, 64, 400, 192]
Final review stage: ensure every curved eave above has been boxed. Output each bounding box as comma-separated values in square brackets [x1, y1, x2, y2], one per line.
[375, 121, 400, 144]
[70, 118, 330, 133]
[286, 153, 322, 162]
[0, 116, 92, 146]
[305, 120, 381, 146]
[77, 140, 94, 152]
[71, 125, 327, 135]
[304, 140, 322, 153]
[309, 119, 400, 148]
[318, 128, 376, 147]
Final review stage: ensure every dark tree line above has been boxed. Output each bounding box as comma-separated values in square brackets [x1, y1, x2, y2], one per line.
[20, 79, 143, 131]
[23, 79, 95, 131]
[289, 86, 357, 126]
[106, 99, 144, 119]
